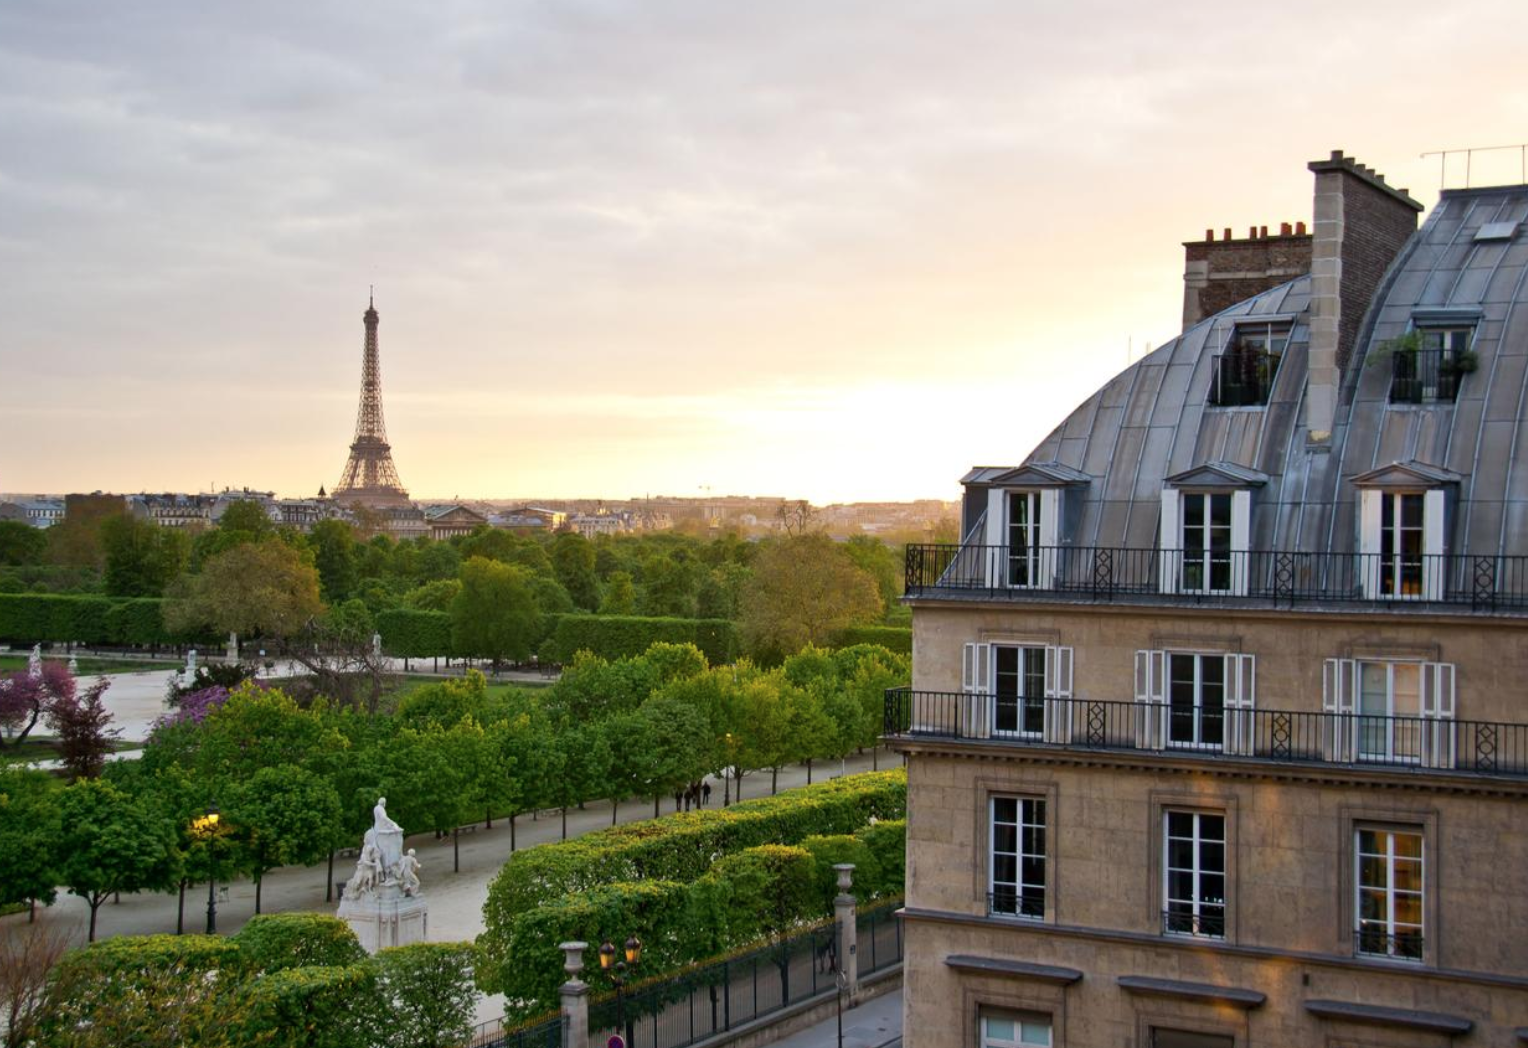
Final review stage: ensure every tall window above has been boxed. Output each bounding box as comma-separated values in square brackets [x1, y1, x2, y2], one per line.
[993, 646, 1046, 737]
[1181, 493, 1233, 593]
[1356, 828, 1424, 960]
[1209, 323, 1287, 407]
[1168, 653, 1225, 748]
[990, 797, 1046, 919]
[1390, 326, 1473, 404]
[1164, 811, 1226, 938]
[1357, 662, 1421, 763]
[981, 1010, 1052, 1048]
[1378, 492, 1425, 598]
[1007, 491, 1041, 587]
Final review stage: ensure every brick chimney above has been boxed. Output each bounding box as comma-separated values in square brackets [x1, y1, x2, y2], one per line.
[1182, 223, 1313, 330]
[1304, 150, 1423, 443]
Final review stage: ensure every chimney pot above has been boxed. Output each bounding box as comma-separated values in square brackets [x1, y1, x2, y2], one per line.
[1260, 225, 1269, 238]
[1249, 226, 1257, 239]
[1206, 228, 1214, 241]
[1224, 227, 1232, 241]
[1296, 221, 1306, 235]
[1281, 222, 1293, 236]
[1331, 149, 1344, 161]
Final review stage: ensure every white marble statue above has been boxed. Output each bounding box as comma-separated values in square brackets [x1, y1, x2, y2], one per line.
[27, 645, 42, 680]
[185, 649, 198, 679]
[342, 830, 384, 899]
[373, 797, 403, 834]
[397, 849, 421, 896]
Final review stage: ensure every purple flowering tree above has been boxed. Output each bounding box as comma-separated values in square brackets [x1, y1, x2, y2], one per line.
[0, 662, 76, 750]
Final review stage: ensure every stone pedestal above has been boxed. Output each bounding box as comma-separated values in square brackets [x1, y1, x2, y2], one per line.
[338, 887, 428, 954]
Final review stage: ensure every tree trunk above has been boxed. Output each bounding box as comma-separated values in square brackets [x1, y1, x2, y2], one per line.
[771, 767, 779, 794]
[326, 849, 335, 902]
[510, 812, 517, 851]
[612, 798, 619, 826]
[872, 746, 878, 771]
[178, 879, 186, 934]
[453, 827, 460, 872]
[255, 873, 263, 914]
[806, 758, 813, 784]
[486, 808, 493, 830]
[561, 807, 567, 840]
[87, 898, 101, 942]
[653, 795, 660, 819]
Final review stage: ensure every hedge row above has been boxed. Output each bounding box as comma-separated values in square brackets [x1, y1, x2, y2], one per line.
[374, 608, 454, 659]
[828, 625, 912, 654]
[35, 915, 477, 1048]
[538, 614, 741, 665]
[481, 769, 905, 942]
[481, 821, 905, 1014]
[0, 593, 212, 647]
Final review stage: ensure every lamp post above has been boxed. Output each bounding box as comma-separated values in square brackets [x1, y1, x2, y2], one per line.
[722, 732, 735, 807]
[598, 935, 642, 1047]
[191, 805, 221, 934]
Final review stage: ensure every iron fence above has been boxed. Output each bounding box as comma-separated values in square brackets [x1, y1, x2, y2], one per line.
[1355, 927, 1424, 962]
[468, 1013, 562, 1048]
[586, 904, 902, 1048]
[1390, 348, 1465, 404]
[884, 689, 1528, 777]
[904, 543, 1528, 610]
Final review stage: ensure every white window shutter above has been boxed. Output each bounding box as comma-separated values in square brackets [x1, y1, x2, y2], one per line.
[1134, 649, 1165, 750]
[1423, 489, 1446, 600]
[962, 643, 977, 693]
[1225, 653, 1256, 755]
[1231, 490, 1252, 596]
[1159, 490, 1180, 594]
[1358, 490, 1382, 599]
[1323, 657, 1356, 761]
[1421, 662, 1457, 769]
[984, 488, 1006, 587]
[1044, 645, 1073, 744]
[1039, 490, 1060, 590]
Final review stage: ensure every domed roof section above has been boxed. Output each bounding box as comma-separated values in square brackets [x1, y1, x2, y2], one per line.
[966, 182, 1528, 563]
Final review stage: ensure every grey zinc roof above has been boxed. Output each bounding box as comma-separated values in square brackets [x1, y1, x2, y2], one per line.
[981, 182, 1528, 560]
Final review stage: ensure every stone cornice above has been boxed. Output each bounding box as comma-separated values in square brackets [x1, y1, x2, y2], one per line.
[901, 906, 1528, 993]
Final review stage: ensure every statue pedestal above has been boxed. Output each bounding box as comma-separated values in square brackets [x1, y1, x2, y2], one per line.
[337, 886, 428, 954]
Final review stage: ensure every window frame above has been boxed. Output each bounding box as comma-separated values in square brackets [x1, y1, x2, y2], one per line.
[1162, 809, 1227, 939]
[1388, 323, 1474, 404]
[988, 794, 1048, 921]
[1353, 825, 1425, 963]
[1166, 652, 1227, 750]
[1159, 488, 1252, 597]
[992, 644, 1047, 739]
[1337, 805, 1437, 965]
[1357, 487, 1446, 601]
[979, 1008, 1053, 1048]
[1209, 321, 1289, 408]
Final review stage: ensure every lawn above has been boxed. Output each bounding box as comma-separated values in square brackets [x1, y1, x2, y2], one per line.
[0, 654, 180, 675]
[384, 674, 550, 706]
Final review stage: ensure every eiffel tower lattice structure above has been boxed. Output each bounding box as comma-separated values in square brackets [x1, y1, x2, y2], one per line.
[334, 292, 412, 507]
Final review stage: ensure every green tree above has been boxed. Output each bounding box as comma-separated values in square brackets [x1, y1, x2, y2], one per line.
[639, 554, 697, 618]
[0, 768, 61, 912]
[55, 778, 180, 940]
[543, 722, 610, 839]
[225, 764, 342, 913]
[415, 541, 461, 583]
[165, 539, 324, 648]
[372, 942, 479, 1048]
[634, 694, 713, 815]
[551, 532, 600, 611]
[0, 521, 45, 567]
[308, 520, 358, 604]
[100, 515, 189, 598]
[598, 570, 637, 615]
[449, 557, 542, 667]
[403, 578, 460, 612]
[739, 533, 882, 660]
[843, 535, 901, 616]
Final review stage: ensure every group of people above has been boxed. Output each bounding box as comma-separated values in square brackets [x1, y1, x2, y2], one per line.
[673, 780, 713, 812]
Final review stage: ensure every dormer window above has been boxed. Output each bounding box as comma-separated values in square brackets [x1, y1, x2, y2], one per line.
[976, 462, 1090, 591]
[1388, 312, 1479, 405]
[1159, 463, 1266, 597]
[1352, 461, 1462, 602]
[1209, 322, 1288, 407]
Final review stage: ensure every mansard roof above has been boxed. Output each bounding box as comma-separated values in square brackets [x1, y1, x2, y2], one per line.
[974, 181, 1528, 561]
[1164, 462, 1270, 488]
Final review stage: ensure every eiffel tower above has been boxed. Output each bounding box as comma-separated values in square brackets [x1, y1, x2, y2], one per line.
[334, 292, 412, 507]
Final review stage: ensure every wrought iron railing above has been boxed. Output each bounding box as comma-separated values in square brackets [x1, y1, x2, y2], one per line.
[1355, 927, 1424, 962]
[467, 1013, 562, 1048]
[1390, 349, 1465, 404]
[1162, 909, 1226, 939]
[1209, 348, 1280, 407]
[988, 890, 1044, 920]
[904, 544, 1528, 610]
[584, 903, 903, 1048]
[883, 689, 1528, 777]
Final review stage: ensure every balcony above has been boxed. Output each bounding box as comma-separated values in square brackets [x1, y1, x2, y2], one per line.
[1209, 346, 1280, 407]
[904, 544, 1528, 611]
[883, 689, 1528, 778]
[1389, 348, 1470, 404]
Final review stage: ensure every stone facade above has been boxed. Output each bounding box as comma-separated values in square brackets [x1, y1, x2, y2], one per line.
[1182, 227, 1312, 331]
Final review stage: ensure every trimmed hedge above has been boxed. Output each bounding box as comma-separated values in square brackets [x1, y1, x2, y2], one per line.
[231, 963, 375, 1048]
[540, 614, 741, 665]
[376, 608, 454, 659]
[235, 912, 367, 973]
[479, 770, 904, 1000]
[0, 593, 211, 647]
[828, 625, 912, 654]
[483, 769, 904, 920]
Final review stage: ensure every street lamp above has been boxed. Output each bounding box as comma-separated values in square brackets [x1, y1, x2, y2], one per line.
[722, 732, 735, 807]
[598, 935, 642, 1047]
[191, 805, 221, 934]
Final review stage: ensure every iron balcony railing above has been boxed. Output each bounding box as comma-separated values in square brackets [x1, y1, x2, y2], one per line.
[1390, 348, 1465, 404]
[1162, 909, 1226, 940]
[904, 543, 1528, 610]
[883, 689, 1528, 777]
[1209, 348, 1280, 407]
[989, 890, 1044, 920]
[1355, 927, 1423, 962]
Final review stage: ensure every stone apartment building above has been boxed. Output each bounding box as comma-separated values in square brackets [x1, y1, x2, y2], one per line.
[887, 153, 1528, 1047]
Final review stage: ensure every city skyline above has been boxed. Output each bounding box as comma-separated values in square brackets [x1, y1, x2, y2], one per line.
[3, 0, 1526, 504]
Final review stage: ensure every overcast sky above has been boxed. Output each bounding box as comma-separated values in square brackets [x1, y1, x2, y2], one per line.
[2, 0, 1525, 504]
